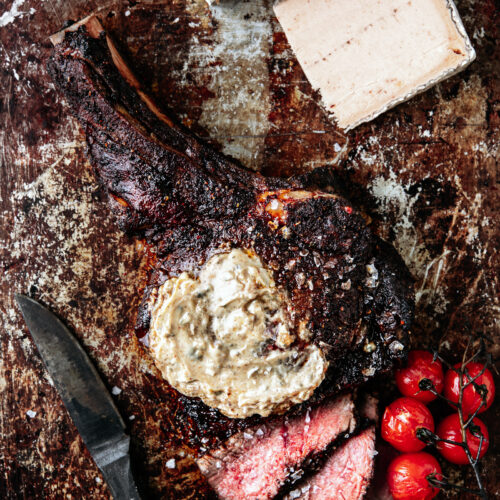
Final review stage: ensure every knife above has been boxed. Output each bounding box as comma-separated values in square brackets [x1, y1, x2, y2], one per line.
[16, 294, 141, 500]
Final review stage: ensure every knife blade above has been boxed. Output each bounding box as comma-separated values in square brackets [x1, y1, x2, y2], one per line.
[16, 294, 141, 500]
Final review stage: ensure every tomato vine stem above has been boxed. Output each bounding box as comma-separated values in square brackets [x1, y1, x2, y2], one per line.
[416, 337, 490, 499]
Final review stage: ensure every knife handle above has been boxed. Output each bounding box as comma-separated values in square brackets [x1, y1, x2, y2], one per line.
[100, 452, 141, 500]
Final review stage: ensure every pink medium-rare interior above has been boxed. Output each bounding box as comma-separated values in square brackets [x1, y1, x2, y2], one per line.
[200, 394, 355, 500]
[294, 427, 376, 500]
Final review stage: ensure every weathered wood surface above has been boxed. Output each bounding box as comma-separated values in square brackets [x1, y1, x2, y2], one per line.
[0, 0, 498, 498]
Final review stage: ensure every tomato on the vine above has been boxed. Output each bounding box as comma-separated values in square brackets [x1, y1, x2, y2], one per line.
[382, 397, 435, 452]
[395, 350, 444, 403]
[436, 413, 489, 465]
[443, 362, 495, 416]
[387, 452, 442, 500]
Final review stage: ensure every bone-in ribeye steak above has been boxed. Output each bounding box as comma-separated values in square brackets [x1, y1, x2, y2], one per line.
[48, 15, 413, 474]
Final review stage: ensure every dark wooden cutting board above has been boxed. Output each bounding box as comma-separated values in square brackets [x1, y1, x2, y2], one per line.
[0, 0, 498, 498]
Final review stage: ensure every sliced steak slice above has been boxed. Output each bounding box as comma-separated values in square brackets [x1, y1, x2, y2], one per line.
[284, 426, 376, 500]
[197, 394, 356, 500]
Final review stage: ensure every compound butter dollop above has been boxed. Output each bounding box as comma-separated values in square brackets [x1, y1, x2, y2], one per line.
[149, 248, 327, 418]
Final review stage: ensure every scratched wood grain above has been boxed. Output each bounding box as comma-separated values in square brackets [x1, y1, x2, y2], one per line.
[0, 0, 498, 498]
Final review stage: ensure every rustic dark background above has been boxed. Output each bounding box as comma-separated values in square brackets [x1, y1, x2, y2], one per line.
[0, 0, 498, 498]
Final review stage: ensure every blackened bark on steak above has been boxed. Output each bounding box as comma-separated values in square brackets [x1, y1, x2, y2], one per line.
[48, 17, 414, 452]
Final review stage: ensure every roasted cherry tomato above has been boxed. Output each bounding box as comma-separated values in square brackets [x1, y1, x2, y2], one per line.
[395, 350, 444, 404]
[382, 397, 435, 452]
[436, 413, 489, 465]
[443, 362, 495, 416]
[387, 452, 442, 500]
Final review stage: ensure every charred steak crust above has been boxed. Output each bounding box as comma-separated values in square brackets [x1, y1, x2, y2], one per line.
[48, 18, 414, 450]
